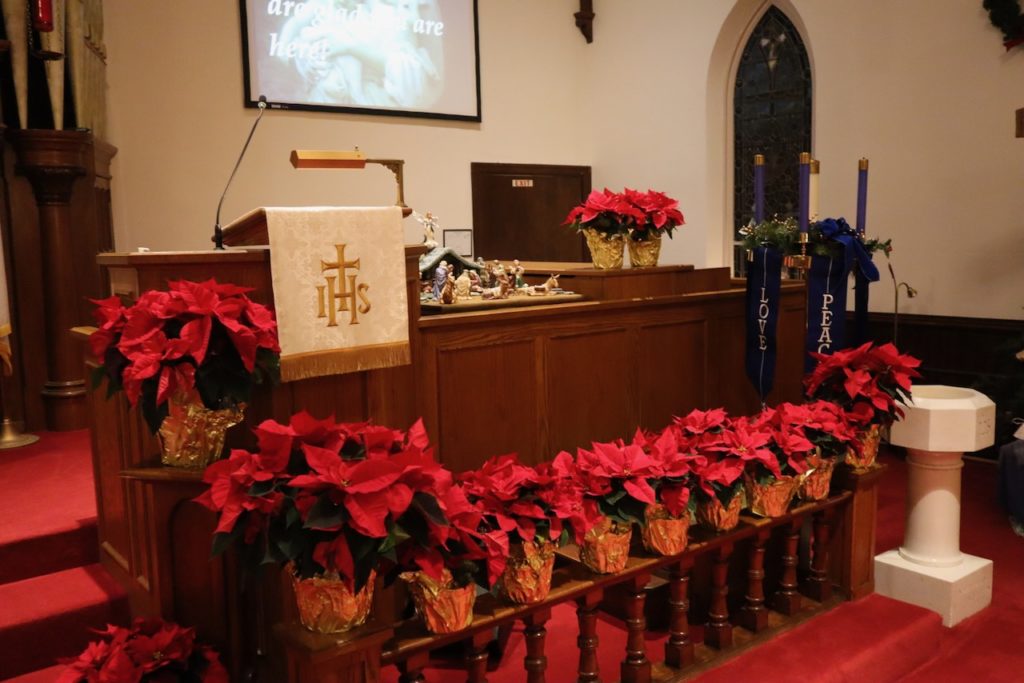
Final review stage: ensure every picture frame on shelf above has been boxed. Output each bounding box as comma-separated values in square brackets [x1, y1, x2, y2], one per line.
[443, 229, 473, 257]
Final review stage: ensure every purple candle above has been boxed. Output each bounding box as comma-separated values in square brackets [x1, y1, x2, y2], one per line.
[798, 152, 811, 234]
[754, 154, 766, 223]
[856, 158, 869, 234]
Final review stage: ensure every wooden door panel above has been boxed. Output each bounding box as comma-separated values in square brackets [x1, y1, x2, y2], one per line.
[436, 339, 541, 471]
[638, 320, 707, 429]
[471, 163, 590, 262]
[546, 329, 632, 454]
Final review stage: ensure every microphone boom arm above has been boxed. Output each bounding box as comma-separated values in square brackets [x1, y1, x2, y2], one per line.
[213, 96, 267, 250]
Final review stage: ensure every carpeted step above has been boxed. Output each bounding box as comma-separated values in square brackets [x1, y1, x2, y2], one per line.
[0, 564, 129, 679]
[0, 664, 64, 683]
[694, 593, 943, 683]
[0, 522, 98, 585]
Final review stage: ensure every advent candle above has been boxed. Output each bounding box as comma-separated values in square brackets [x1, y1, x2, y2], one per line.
[798, 152, 811, 234]
[856, 158, 869, 234]
[809, 159, 820, 222]
[753, 154, 766, 223]
[32, 0, 53, 32]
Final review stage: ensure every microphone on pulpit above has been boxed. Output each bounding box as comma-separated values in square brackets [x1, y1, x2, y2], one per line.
[213, 95, 268, 250]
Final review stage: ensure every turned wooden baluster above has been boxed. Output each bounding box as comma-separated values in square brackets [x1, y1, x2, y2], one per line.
[621, 573, 652, 683]
[705, 543, 734, 649]
[523, 609, 551, 683]
[398, 652, 429, 682]
[739, 527, 771, 632]
[464, 630, 492, 683]
[773, 517, 804, 615]
[576, 590, 603, 683]
[665, 557, 695, 669]
[803, 510, 834, 601]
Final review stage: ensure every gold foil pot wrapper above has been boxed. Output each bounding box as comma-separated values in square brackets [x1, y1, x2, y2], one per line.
[579, 516, 632, 574]
[583, 228, 625, 269]
[292, 569, 375, 634]
[845, 423, 881, 471]
[500, 539, 555, 605]
[641, 503, 690, 556]
[158, 395, 244, 469]
[696, 494, 742, 532]
[798, 454, 837, 501]
[400, 569, 475, 634]
[745, 474, 798, 518]
[627, 234, 663, 268]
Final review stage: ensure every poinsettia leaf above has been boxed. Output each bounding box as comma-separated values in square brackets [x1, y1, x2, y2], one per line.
[379, 523, 411, 554]
[411, 491, 447, 525]
[210, 519, 246, 558]
[247, 480, 276, 497]
[304, 495, 347, 531]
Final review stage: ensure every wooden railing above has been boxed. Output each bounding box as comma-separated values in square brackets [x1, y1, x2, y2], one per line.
[275, 465, 885, 683]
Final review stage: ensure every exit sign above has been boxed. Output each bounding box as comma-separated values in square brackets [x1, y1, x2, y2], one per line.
[512, 179, 534, 188]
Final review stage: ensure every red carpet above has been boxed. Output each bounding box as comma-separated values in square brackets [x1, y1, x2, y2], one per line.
[0, 431, 128, 681]
[0, 431, 98, 584]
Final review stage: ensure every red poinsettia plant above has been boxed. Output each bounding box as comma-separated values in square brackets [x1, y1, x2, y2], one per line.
[776, 400, 858, 460]
[622, 188, 686, 241]
[562, 188, 646, 237]
[196, 411, 462, 593]
[57, 618, 227, 683]
[573, 440, 660, 524]
[671, 408, 744, 508]
[90, 279, 280, 433]
[805, 342, 922, 427]
[633, 426, 705, 518]
[459, 453, 583, 549]
[741, 409, 813, 483]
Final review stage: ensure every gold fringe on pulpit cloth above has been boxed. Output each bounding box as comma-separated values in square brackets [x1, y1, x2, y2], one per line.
[265, 206, 410, 383]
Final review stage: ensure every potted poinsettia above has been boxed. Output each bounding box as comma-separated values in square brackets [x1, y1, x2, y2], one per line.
[622, 188, 686, 267]
[739, 410, 813, 517]
[562, 188, 645, 269]
[90, 279, 280, 469]
[399, 482, 509, 634]
[673, 409, 745, 531]
[196, 411, 453, 634]
[634, 426, 705, 555]
[459, 454, 580, 604]
[571, 441, 659, 573]
[57, 618, 227, 683]
[777, 401, 858, 500]
[805, 342, 922, 469]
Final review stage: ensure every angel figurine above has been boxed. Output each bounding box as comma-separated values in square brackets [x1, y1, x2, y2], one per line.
[415, 211, 440, 249]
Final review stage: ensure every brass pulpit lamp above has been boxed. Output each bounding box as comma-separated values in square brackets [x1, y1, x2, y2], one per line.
[289, 148, 412, 217]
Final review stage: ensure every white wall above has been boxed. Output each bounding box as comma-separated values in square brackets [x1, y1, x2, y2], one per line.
[105, 0, 1024, 321]
[105, 0, 592, 249]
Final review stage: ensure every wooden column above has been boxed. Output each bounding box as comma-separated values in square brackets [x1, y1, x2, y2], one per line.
[396, 652, 428, 683]
[739, 527, 771, 632]
[275, 621, 392, 683]
[465, 630, 492, 683]
[523, 608, 551, 683]
[704, 543, 734, 649]
[833, 465, 886, 599]
[621, 574, 652, 683]
[664, 557, 695, 669]
[576, 590, 602, 683]
[773, 517, 804, 615]
[803, 510, 834, 601]
[9, 129, 89, 430]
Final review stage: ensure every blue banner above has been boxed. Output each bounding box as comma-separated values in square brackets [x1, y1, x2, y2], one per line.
[745, 246, 783, 400]
[805, 254, 850, 371]
[853, 268, 870, 346]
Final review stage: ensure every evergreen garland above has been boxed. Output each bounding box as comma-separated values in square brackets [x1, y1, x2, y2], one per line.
[984, 0, 1024, 49]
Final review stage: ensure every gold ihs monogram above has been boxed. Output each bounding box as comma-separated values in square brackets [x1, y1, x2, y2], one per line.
[316, 244, 371, 326]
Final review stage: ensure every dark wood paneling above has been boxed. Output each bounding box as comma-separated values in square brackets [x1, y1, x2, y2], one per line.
[471, 162, 590, 262]
[547, 328, 633, 453]
[437, 339, 540, 469]
[637, 320, 706, 430]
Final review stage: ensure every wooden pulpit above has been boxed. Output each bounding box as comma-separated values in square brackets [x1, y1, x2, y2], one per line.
[87, 213, 424, 681]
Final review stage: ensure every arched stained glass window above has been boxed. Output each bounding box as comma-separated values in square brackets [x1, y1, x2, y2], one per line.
[733, 6, 812, 274]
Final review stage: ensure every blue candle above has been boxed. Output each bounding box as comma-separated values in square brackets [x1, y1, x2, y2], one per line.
[856, 158, 869, 234]
[798, 152, 811, 234]
[754, 154, 765, 223]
